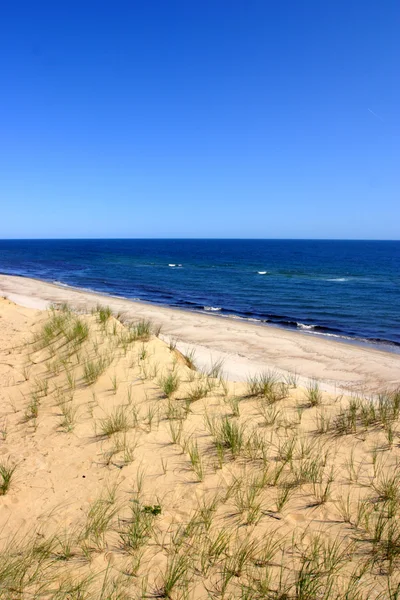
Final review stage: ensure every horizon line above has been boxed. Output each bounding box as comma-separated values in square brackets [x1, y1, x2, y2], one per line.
[0, 237, 399, 242]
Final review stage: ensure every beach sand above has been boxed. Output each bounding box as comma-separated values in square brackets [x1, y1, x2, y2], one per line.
[1, 273, 399, 393]
[1, 293, 400, 597]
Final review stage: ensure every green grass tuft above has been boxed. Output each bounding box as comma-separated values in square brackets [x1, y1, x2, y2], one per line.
[0, 461, 16, 495]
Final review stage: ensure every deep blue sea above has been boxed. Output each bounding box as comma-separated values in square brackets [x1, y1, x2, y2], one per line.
[1, 239, 399, 350]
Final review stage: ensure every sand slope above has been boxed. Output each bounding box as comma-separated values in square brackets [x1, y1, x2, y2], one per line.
[1, 298, 400, 598]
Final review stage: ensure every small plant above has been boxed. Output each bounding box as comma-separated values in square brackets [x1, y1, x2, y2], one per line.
[65, 369, 76, 391]
[46, 358, 61, 375]
[51, 574, 93, 599]
[83, 353, 111, 385]
[244, 430, 269, 462]
[335, 489, 353, 524]
[312, 466, 335, 505]
[225, 538, 259, 578]
[247, 371, 288, 403]
[187, 382, 208, 403]
[277, 433, 297, 463]
[133, 319, 152, 341]
[284, 370, 299, 388]
[183, 348, 197, 370]
[21, 364, 31, 381]
[84, 490, 120, 549]
[233, 475, 263, 524]
[219, 376, 229, 397]
[168, 420, 183, 445]
[157, 552, 190, 599]
[95, 304, 112, 324]
[195, 494, 220, 532]
[305, 379, 323, 406]
[59, 400, 78, 433]
[213, 417, 246, 458]
[121, 435, 137, 465]
[276, 485, 295, 513]
[120, 500, 160, 552]
[166, 398, 187, 421]
[372, 468, 400, 504]
[187, 440, 205, 481]
[0, 461, 16, 495]
[25, 394, 39, 421]
[98, 406, 131, 438]
[33, 378, 49, 398]
[199, 529, 231, 576]
[110, 373, 118, 394]
[247, 370, 278, 396]
[158, 372, 180, 398]
[259, 403, 281, 426]
[145, 403, 158, 431]
[225, 395, 241, 417]
[66, 318, 89, 347]
[315, 409, 331, 434]
[142, 504, 161, 516]
[53, 529, 80, 561]
[344, 446, 361, 483]
[208, 357, 225, 379]
[139, 343, 148, 361]
[134, 465, 146, 498]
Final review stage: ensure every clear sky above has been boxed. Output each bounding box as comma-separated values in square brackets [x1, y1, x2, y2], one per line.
[0, 1, 399, 239]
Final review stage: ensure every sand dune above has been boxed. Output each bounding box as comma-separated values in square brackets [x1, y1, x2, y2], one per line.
[0, 296, 400, 598]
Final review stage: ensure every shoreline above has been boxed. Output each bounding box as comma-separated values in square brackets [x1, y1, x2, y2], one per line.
[1, 273, 400, 393]
[2, 270, 399, 354]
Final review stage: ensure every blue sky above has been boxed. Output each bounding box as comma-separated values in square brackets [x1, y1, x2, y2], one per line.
[0, 1, 399, 239]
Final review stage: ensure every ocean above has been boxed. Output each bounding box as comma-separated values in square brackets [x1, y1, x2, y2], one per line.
[0, 239, 399, 350]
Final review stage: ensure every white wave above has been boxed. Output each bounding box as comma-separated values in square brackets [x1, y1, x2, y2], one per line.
[257, 271, 268, 275]
[227, 314, 261, 323]
[326, 277, 348, 282]
[204, 306, 221, 312]
[297, 323, 315, 330]
[306, 330, 353, 341]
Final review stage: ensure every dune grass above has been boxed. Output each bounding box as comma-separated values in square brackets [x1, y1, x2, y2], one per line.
[98, 405, 131, 438]
[0, 461, 16, 495]
[83, 352, 112, 385]
[158, 371, 180, 398]
[183, 348, 197, 371]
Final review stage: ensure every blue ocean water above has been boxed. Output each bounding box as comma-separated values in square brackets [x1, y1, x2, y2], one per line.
[0, 239, 399, 350]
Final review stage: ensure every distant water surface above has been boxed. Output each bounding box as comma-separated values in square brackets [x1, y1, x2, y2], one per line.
[0, 239, 399, 351]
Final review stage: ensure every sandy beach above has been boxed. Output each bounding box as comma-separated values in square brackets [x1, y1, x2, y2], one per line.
[1, 273, 399, 393]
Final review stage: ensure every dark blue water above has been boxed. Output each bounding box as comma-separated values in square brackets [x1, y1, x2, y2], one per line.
[1, 239, 399, 350]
